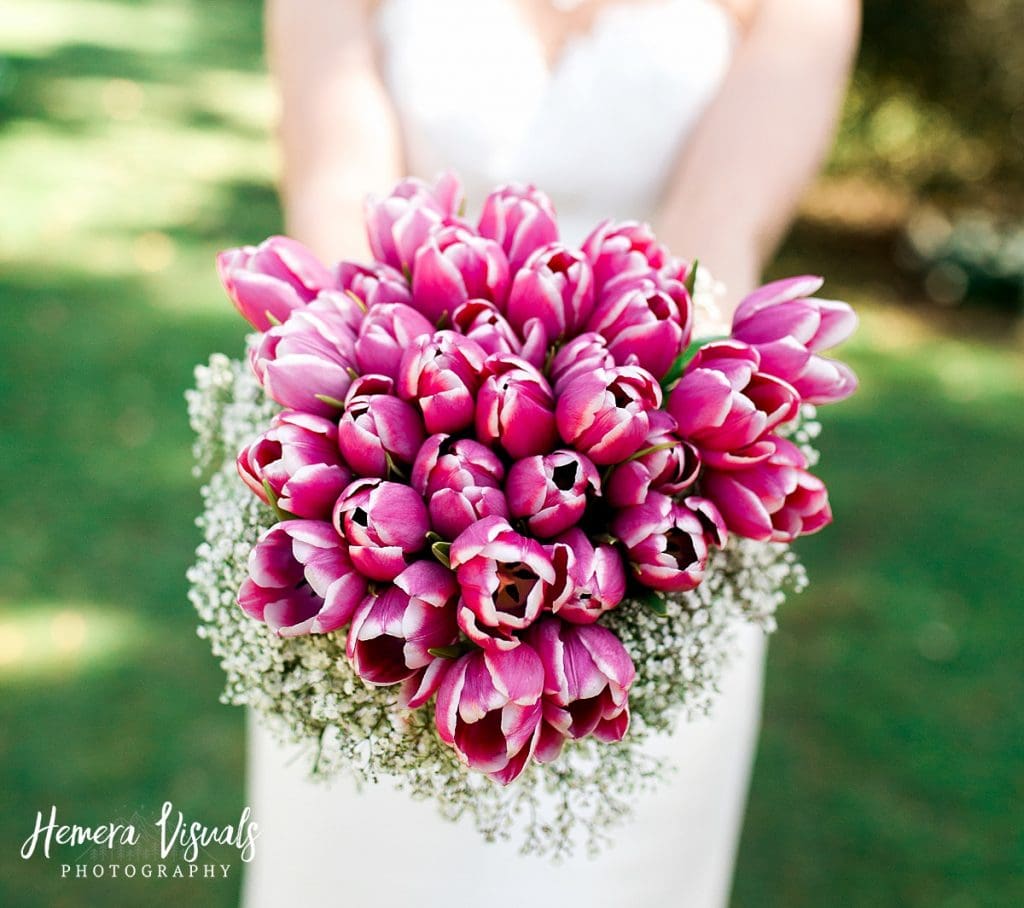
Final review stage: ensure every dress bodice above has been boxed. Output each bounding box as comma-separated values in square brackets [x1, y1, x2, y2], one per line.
[375, 0, 736, 241]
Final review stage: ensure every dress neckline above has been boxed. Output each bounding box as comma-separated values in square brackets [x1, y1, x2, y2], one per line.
[509, 0, 686, 79]
[374, 0, 738, 240]
[375, 0, 720, 88]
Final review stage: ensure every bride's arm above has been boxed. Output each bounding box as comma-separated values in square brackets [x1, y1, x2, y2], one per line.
[265, 0, 403, 262]
[655, 0, 860, 314]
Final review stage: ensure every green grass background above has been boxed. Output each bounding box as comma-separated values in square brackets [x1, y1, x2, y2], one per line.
[1, 2, 1021, 906]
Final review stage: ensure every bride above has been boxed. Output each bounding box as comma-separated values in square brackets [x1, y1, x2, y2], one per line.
[244, 1, 858, 905]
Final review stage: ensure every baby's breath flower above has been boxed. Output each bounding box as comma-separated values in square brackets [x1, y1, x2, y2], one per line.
[187, 354, 813, 859]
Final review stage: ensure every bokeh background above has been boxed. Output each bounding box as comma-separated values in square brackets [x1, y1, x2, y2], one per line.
[2, 1, 1022, 906]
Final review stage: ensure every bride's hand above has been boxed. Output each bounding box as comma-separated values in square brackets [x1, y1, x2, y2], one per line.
[266, 0, 404, 262]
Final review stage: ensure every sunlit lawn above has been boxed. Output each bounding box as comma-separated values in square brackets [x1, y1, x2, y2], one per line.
[2, 2, 1022, 906]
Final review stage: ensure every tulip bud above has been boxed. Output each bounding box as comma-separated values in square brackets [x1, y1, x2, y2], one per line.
[475, 355, 558, 459]
[477, 183, 559, 271]
[397, 331, 487, 435]
[364, 172, 463, 273]
[333, 478, 430, 581]
[237, 410, 351, 519]
[546, 529, 626, 624]
[451, 299, 523, 359]
[555, 365, 662, 465]
[587, 272, 692, 378]
[667, 340, 800, 469]
[346, 561, 459, 685]
[434, 645, 544, 784]
[450, 516, 556, 651]
[526, 617, 635, 763]
[605, 411, 700, 508]
[353, 302, 435, 381]
[217, 236, 333, 331]
[337, 375, 425, 478]
[581, 220, 670, 292]
[249, 295, 358, 416]
[611, 492, 726, 593]
[412, 435, 508, 541]
[731, 276, 858, 404]
[411, 225, 511, 324]
[505, 243, 595, 341]
[506, 450, 599, 538]
[334, 260, 412, 310]
[702, 436, 832, 542]
[237, 520, 366, 636]
[548, 332, 615, 390]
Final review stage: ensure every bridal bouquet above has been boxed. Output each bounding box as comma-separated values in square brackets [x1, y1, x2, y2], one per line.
[188, 173, 856, 855]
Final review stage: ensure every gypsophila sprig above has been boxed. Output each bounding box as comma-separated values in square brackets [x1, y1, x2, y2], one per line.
[188, 172, 857, 857]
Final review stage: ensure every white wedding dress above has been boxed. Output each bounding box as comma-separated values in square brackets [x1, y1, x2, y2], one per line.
[245, 3, 767, 906]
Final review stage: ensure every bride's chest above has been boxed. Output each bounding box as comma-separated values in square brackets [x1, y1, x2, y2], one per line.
[375, 0, 735, 230]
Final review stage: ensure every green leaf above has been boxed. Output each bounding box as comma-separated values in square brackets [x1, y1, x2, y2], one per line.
[261, 480, 296, 522]
[659, 335, 729, 393]
[428, 645, 462, 660]
[264, 311, 282, 327]
[431, 540, 452, 569]
[314, 393, 346, 409]
[683, 258, 700, 297]
[384, 452, 408, 481]
[643, 592, 669, 618]
[344, 289, 368, 312]
[626, 441, 678, 463]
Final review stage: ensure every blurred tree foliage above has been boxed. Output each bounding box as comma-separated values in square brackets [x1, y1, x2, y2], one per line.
[836, 0, 1024, 206]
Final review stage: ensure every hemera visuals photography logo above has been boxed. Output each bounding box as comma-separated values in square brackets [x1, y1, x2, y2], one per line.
[19, 801, 259, 880]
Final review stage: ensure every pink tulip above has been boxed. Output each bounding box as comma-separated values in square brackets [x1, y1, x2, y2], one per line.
[435, 644, 544, 784]
[555, 364, 662, 465]
[505, 244, 595, 341]
[237, 410, 351, 519]
[249, 295, 358, 417]
[527, 617, 635, 763]
[506, 450, 599, 538]
[364, 172, 463, 273]
[612, 492, 726, 593]
[477, 183, 559, 271]
[332, 478, 430, 581]
[667, 340, 800, 469]
[451, 299, 546, 368]
[475, 354, 558, 459]
[399, 656, 454, 710]
[397, 330, 487, 434]
[411, 435, 506, 497]
[581, 220, 670, 292]
[587, 272, 692, 378]
[237, 520, 366, 636]
[450, 516, 556, 651]
[411, 435, 508, 541]
[546, 529, 626, 624]
[548, 332, 615, 390]
[353, 302, 434, 381]
[606, 410, 700, 508]
[337, 375, 425, 478]
[657, 256, 698, 292]
[217, 236, 333, 331]
[333, 259, 412, 310]
[702, 436, 832, 542]
[411, 225, 511, 324]
[731, 276, 859, 404]
[346, 561, 459, 685]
